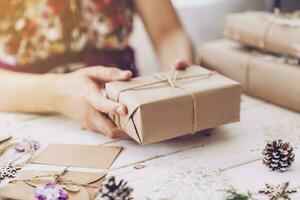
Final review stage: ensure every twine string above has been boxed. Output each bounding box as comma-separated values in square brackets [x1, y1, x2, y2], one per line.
[154, 71, 199, 133]
[261, 9, 300, 55]
[0, 138, 34, 167]
[244, 56, 252, 93]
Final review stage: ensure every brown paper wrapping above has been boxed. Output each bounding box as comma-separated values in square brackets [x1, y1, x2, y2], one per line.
[105, 66, 241, 145]
[31, 144, 122, 169]
[224, 11, 300, 58]
[0, 170, 106, 200]
[200, 39, 300, 112]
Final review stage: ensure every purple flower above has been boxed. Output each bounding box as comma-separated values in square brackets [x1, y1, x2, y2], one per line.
[15, 139, 41, 152]
[32, 140, 41, 151]
[34, 183, 68, 200]
[15, 144, 26, 152]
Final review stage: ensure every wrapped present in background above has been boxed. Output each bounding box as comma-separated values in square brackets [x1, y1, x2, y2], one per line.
[224, 11, 300, 58]
[200, 39, 300, 112]
[105, 66, 241, 145]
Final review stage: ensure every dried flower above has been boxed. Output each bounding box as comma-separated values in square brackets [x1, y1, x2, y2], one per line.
[15, 144, 26, 152]
[15, 139, 41, 152]
[32, 140, 41, 151]
[34, 183, 68, 200]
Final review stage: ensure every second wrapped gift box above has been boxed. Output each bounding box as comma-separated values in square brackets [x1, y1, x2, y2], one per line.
[105, 66, 241, 145]
[200, 39, 300, 112]
[224, 11, 300, 58]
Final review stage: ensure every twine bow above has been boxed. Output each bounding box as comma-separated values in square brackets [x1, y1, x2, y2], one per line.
[11, 168, 98, 192]
[115, 70, 217, 133]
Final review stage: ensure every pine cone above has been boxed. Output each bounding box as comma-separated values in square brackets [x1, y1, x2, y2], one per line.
[262, 140, 295, 172]
[95, 176, 133, 200]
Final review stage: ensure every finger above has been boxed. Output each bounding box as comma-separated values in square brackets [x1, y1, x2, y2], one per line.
[85, 82, 128, 116]
[91, 95, 127, 116]
[175, 60, 190, 70]
[91, 112, 129, 139]
[84, 66, 132, 82]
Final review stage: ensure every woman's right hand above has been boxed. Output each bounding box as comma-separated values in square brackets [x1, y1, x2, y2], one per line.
[51, 66, 132, 138]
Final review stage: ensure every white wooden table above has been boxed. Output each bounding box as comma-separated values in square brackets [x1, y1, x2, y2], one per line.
[1, 95, 300, 199]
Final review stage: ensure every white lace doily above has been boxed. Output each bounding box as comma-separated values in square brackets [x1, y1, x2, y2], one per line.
[263, 116, 300, 148]
[135, 161, 230, 200]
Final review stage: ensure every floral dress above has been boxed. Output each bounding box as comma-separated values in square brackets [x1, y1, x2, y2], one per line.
[0, 0, 137, 75]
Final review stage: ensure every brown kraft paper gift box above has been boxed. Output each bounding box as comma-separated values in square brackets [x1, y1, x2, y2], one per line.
[224, 11, 300, 58]
[105, 66, 241, 145]
[200, 39, 300, 112]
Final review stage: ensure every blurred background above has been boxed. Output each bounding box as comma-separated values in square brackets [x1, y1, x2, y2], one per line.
[131, 0, 300, 75]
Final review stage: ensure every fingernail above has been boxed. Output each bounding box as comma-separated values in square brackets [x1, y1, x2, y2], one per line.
[120, 71, 131, 78]
[116, 105, 126, 115]
[176, 61, 189, 70]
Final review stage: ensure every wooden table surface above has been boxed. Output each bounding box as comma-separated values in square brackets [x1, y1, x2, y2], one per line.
[0, 95, 300, 199]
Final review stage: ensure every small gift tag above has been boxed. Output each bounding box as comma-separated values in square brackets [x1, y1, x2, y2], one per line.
[31, 144, 122, 169]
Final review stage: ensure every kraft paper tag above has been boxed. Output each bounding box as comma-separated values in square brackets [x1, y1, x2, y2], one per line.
[31, 144, 122, 169]
[0, 170, 106, 200]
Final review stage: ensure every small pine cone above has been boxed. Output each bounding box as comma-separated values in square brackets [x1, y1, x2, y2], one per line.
[262, 140, 295, 172]
[95, 176, 133, 200]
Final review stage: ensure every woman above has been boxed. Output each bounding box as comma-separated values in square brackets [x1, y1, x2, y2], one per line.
[0, 0, 194, 138]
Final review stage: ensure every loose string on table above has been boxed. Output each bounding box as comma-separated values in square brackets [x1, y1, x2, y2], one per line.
[0, 138, 34, 168]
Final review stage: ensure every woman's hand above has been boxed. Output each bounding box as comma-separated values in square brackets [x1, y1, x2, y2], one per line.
[134, 0, 195, 71]
[51, 66, 132, 138]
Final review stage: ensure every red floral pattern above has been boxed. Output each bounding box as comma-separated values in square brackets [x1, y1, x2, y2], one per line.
[0, 0, 133, 66]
